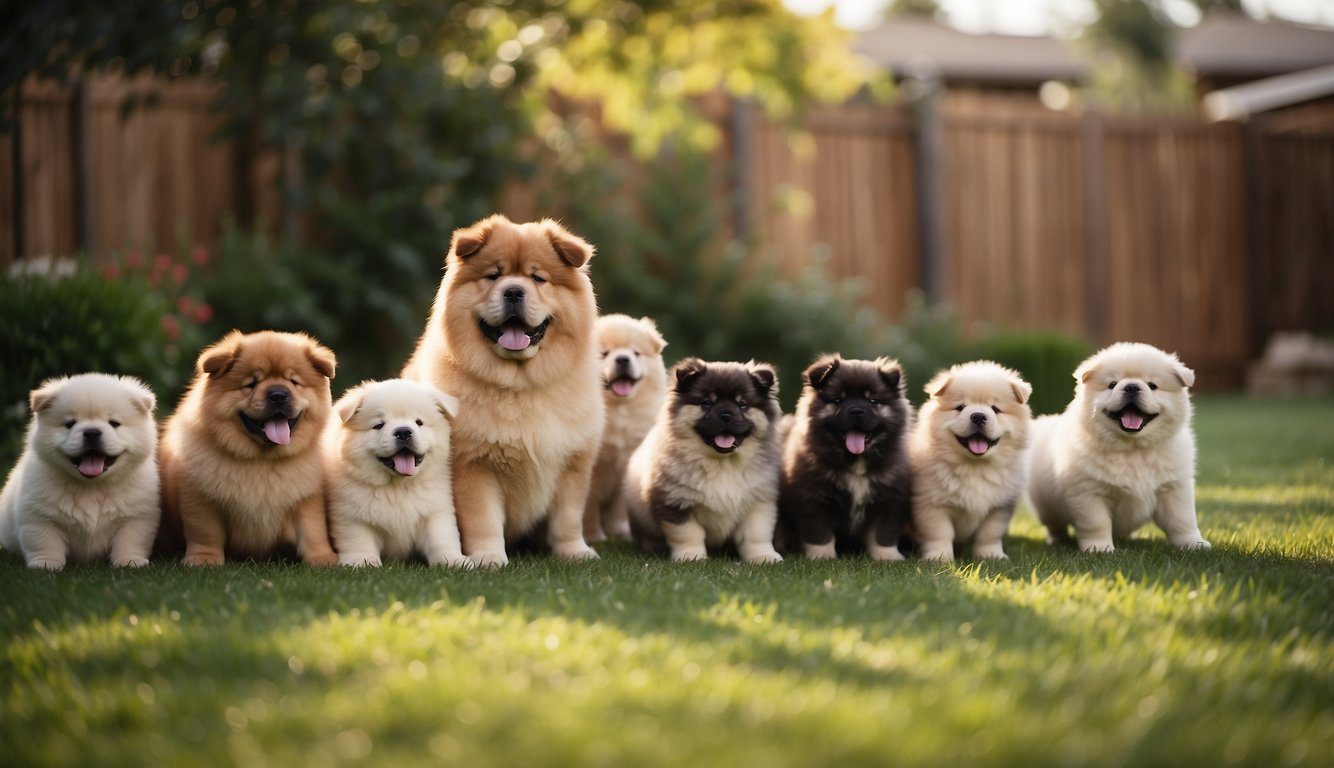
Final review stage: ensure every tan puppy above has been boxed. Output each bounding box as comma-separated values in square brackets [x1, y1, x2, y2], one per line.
[909, 361, 1032, 561]
[402, 214, 605, 567]
[160, 331, 339, 566]
[325, 379, 467, 567]
[0, 374, 159, 569]
[1028, 342, 1209, 552]
[584, 314, 668, 543]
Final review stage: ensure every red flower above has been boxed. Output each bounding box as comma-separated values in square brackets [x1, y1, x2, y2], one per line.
[172, 264, 188, 285]
[177, 296, 194, 314]
[191, 246, 210, 266]
[101, 264, 121, 280]
[195, 302, 214, 323]
[161, 314, 181, 340]
[155, 253, 173, 271]
[125, 251, 143, 270]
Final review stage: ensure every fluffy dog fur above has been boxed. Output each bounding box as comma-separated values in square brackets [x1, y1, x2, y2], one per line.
[1028, 342, 1209, 552]
[624, 359, 783, 563]
[779, 355, 913, 560]
[325, 379, 467, 567]
[584, 314, 668, 543]
[159, 331, 339, 566]
[0, 374, 159, 569]
[402, 214, 605, 567]
[909, 361, 1032, 561]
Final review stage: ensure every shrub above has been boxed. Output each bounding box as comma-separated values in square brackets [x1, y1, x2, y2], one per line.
[0, 263, 199, 469]
[970, 330, 1094, 415]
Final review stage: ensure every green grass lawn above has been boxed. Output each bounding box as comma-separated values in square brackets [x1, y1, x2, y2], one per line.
[2, 396, 1331, 767]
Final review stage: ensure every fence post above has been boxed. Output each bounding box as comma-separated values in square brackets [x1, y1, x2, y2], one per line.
[1082, 111, 1109, 343]
[909, 71, 947, 306]
[729, 97, 754, 243]
[10, 86, 23, 261]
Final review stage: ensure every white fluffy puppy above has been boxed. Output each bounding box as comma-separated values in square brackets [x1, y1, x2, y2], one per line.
[1029, 342, 1209, 553]
[909, 361, 1032, 561]
[584, 314, 668, 543]
[324, 379, 467, 567]
[0, 374, 159, 569]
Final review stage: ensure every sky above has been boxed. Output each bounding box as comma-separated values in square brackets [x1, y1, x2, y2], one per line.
[783, 0, 1334, 35]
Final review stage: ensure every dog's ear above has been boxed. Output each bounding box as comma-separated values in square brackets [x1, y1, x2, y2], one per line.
[639, 317, 667, 355]
[1074, 355, 1100, 384]
[924, 370, 952, 399]
[674, 358, 708, 390]
[126, 378, 157, 415]
[28, 378, 66, 413]
[543, 219, 594, 269]
[334, 385, 366, 424]
[305, 339, 337, 380]
[1171, 356, 1195, 388]
[748, 362, 778, 398]
[877, 357, 904, 396]
[450, 215, 507, 261]
[433, 388, 460, 421]
[1008, 373, 1033, 405]
[199, 332, 243, 378]
[804, 354, 840, 390]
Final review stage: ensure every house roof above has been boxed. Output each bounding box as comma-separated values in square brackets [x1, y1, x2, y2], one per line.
[1204, 63, 1334, 120]
[855, 11, 1334, 86]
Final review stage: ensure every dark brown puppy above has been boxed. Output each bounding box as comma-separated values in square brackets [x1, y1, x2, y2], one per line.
[779, 355, 913, 560]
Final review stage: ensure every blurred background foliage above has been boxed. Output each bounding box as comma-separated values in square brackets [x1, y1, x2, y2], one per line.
[1, 0, 1091, 466]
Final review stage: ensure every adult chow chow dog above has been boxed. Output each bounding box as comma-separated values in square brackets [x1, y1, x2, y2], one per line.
[159, 331, 339, 566]
[909, 361, 1032, 561]
[325, 378, 467, 567]
[624, 359, 783, 563]
[1028, 342, 1209, 552]
[402, 215, 604, 567]
[584, 314, 668, 543]
[779, 355, 913, 560]
[0, 374, 159, 569]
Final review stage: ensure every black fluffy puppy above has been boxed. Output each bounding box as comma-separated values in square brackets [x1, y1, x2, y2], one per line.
[779, 355, 913, 560]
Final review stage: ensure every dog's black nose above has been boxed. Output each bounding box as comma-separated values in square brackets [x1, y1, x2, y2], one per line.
[718, 409, 734, 423]
[267, 388, 290, 406]
[970, 412, 988, 426]
[1123, 383, 1141, 395]
[504, 286, 525, 304]
[393, 427, 413, 443]
[848, 404, 866, 418]
[615, 354, 631, 368]
[82, 428, 102, 442]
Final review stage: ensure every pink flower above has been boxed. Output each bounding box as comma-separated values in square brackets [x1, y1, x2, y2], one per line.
[155, 253, 173, 271]
[161, 315, 180, 340]
[191, 246, 210, 266]
[125, 251, 143, 269]
[172, 265, 188, 285]
[177, 296, 194, 314]
[101, 264, 121, 280]
[195, 303, 214, 323]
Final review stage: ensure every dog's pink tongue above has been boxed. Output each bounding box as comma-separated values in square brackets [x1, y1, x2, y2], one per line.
[392, 451, 418, 477]
[967, 436, 990, 456]
[845, 431, 866, 455]
[611, 379, 635, 397]
[499, 327, 531, 351]
[1121, 411, 1145, 431]
[714, 434, 737, 450]
[263, 417, 291, 445]
[78, 453, 106, 478]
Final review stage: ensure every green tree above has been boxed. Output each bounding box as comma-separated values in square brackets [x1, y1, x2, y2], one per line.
[1083, 0, 1195, 112]
[884, 0, 943, 20]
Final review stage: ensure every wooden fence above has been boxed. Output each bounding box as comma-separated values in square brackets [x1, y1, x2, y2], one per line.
[4, 76, 1332, 387]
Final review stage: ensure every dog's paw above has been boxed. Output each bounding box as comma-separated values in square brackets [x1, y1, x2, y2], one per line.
[670, 549, 708, 563]
[304, 551, 339, 567]
[1079, 542, 1116, 554]
[973, 549, 1008, 561]
[339, 554, 382, 568]
[920, 549, 955, 562]
[183, 552, 224, 567]
[804, 542, 837, 560]
[27, 558, 65, 571]
[1173, 538, 1212, 551]
[440, 556, 474, 570]
[583, 528, 607, 544]
[112, 556, 150, 568]
[743, 550, 784, 565]
[471, 551, 509, 569]
[553, 543, 599, 561]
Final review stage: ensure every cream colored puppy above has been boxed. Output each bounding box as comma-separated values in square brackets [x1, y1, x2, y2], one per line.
[0, 374, 159, 569]
[585, 314, 668, 543]
[909, 361, 1032, 561]
[1029, 342, 1209, 553]
[325, 379, 467, 567]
